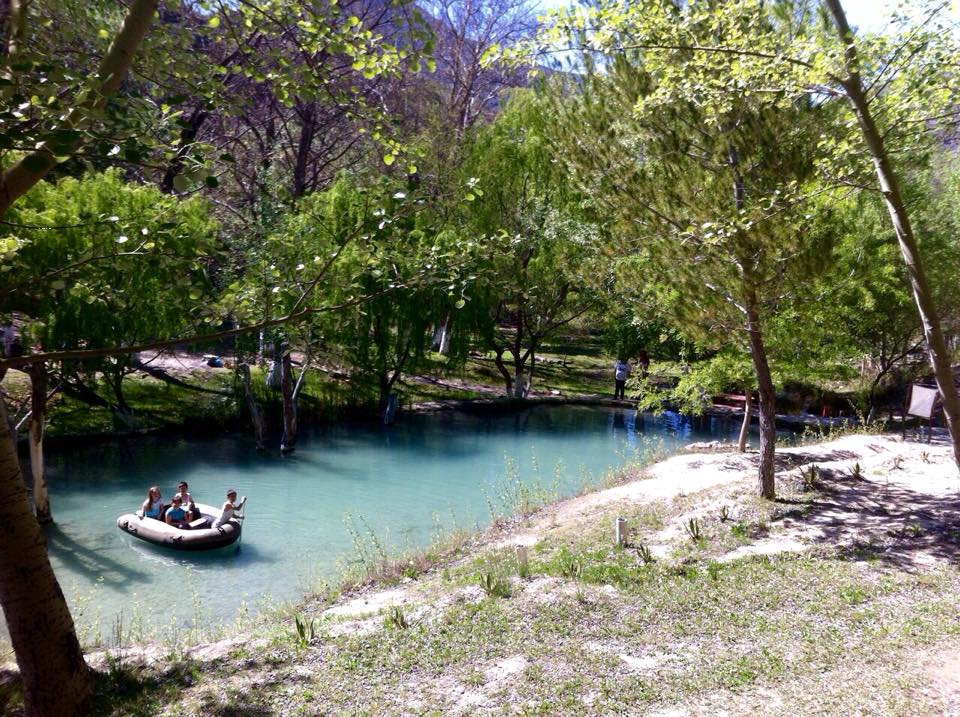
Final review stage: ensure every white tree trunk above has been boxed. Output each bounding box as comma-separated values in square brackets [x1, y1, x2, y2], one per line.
[737, 390, 752, 453]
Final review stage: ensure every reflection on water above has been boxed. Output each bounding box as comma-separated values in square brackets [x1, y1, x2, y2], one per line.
[17, 405, 750, 642]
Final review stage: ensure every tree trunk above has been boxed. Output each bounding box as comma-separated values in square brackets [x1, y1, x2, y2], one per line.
[745, 299, 777, 499]
[826, 0, 960, 470]
[109, 369, 134, 430]
[291, 101, 317, 199]
[493, 349, 513, 395]
[160, 107, 208, 193]
[279, 346, 296, 454]
[0, 399, 93, 716]
[265, 341, 282, 390]
[378, 371, 391, 412]
[737, 389, 752, 453]
[528, 349, 536, 396]
[435, 313, 451, 355]
[28, 364, 51, 523]
[238, 363, 266, 452]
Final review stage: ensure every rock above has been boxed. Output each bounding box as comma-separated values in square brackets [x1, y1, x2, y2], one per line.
[685, 441, 735, 453]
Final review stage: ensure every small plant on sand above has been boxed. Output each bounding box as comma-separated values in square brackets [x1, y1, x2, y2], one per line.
[685, 517, 703, 542]
[921, 451, 931, 464]
[294, 614, 317, 646]
[799, 465, 820, 491]
[731, 521, 749, 540]
[719, 505, 732, 523]
[558, 552, 583, 580]
[707, 561, 722, 582]
[891, 456, 904, 470]
[903, 522, 924, 538]
[635, 542, 656, 565]
[384, 605, 410, 630]
[478, 572, 511, 598]
[848, 462, 864, 480]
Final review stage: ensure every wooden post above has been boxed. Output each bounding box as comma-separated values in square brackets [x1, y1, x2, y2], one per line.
[615, 517, 629, 547]
[238, 363, 266, 452]
[514, 545, 528, 575]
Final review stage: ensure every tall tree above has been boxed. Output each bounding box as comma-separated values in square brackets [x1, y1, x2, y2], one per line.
[462, 90, 607, 397]
[821, 0, 960, 467]
[541, 7, 841, 497]
[0, 2, 159, 713]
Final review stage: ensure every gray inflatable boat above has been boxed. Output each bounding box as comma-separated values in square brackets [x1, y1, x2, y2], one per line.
[116, 500, 245, 551]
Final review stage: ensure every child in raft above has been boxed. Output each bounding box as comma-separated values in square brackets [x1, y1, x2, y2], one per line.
[141, 486, 164, 520]
[164, 495, 192, 529]
[173, 481, 201, 521]
[213, 489, 245, 528]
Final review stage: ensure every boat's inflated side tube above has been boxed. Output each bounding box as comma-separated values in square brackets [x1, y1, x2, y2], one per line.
[117, 502, 241, 551]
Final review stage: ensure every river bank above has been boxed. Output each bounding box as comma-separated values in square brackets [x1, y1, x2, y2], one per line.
[67, 430, 960, 716]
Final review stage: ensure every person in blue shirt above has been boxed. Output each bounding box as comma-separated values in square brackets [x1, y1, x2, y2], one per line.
[164, 495, 191, 529]
[141, 486, 164, 520]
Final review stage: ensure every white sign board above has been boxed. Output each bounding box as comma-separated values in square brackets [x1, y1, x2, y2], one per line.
[907, 385, 939, 419]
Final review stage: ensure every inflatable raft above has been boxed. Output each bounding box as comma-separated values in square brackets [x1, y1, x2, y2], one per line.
[116, 500, 244, 551]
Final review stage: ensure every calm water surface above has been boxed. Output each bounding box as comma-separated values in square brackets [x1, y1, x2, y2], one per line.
[24, 406, 747, 642]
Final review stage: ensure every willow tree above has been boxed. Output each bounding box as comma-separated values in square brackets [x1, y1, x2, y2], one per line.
[542, 6, 842, 497]
[1, 170, 214, 523]
[461, 91, 608, 398]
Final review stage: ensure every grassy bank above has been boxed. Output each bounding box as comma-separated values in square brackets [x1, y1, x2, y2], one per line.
[1, 336, 625, 443]
[78, 434, 960, 716]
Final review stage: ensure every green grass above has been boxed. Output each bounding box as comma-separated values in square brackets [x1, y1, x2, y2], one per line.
[89, 465, 960, 716]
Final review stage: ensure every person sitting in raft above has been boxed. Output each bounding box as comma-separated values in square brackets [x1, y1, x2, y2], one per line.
[164, 495, 191, 529]
[213, 489, 245, 529]
[140, 486, 164, 520]
[174, 481, 200, 521]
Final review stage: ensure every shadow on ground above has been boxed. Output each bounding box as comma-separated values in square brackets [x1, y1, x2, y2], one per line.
[773, 461, 960, 570]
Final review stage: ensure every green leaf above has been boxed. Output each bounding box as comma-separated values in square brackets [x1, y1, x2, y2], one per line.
[383, 154, 395, 166]
[208, 15, 220, 28]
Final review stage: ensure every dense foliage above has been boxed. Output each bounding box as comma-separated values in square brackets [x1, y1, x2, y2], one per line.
[4, 1, 960, 713]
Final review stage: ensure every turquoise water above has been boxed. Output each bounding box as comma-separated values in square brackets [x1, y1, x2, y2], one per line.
[26, 405, 745, 643]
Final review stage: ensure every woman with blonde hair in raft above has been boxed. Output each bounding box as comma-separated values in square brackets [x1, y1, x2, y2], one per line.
[140, 486, 163, 519]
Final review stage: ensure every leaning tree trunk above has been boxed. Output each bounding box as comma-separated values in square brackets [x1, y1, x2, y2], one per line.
[28, 363, 51, 523]
[0, 399, 93, 716]
[737, 388, 752, 453]
[279, 347, 297, 454]
[826, 0, 960, 470]
[745, 299, 777, 499]
[493, 349, 513, 396]
[238, 363, 266, 452]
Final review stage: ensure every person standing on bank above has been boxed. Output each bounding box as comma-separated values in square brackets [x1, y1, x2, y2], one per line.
[614, 358, 632, 400]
